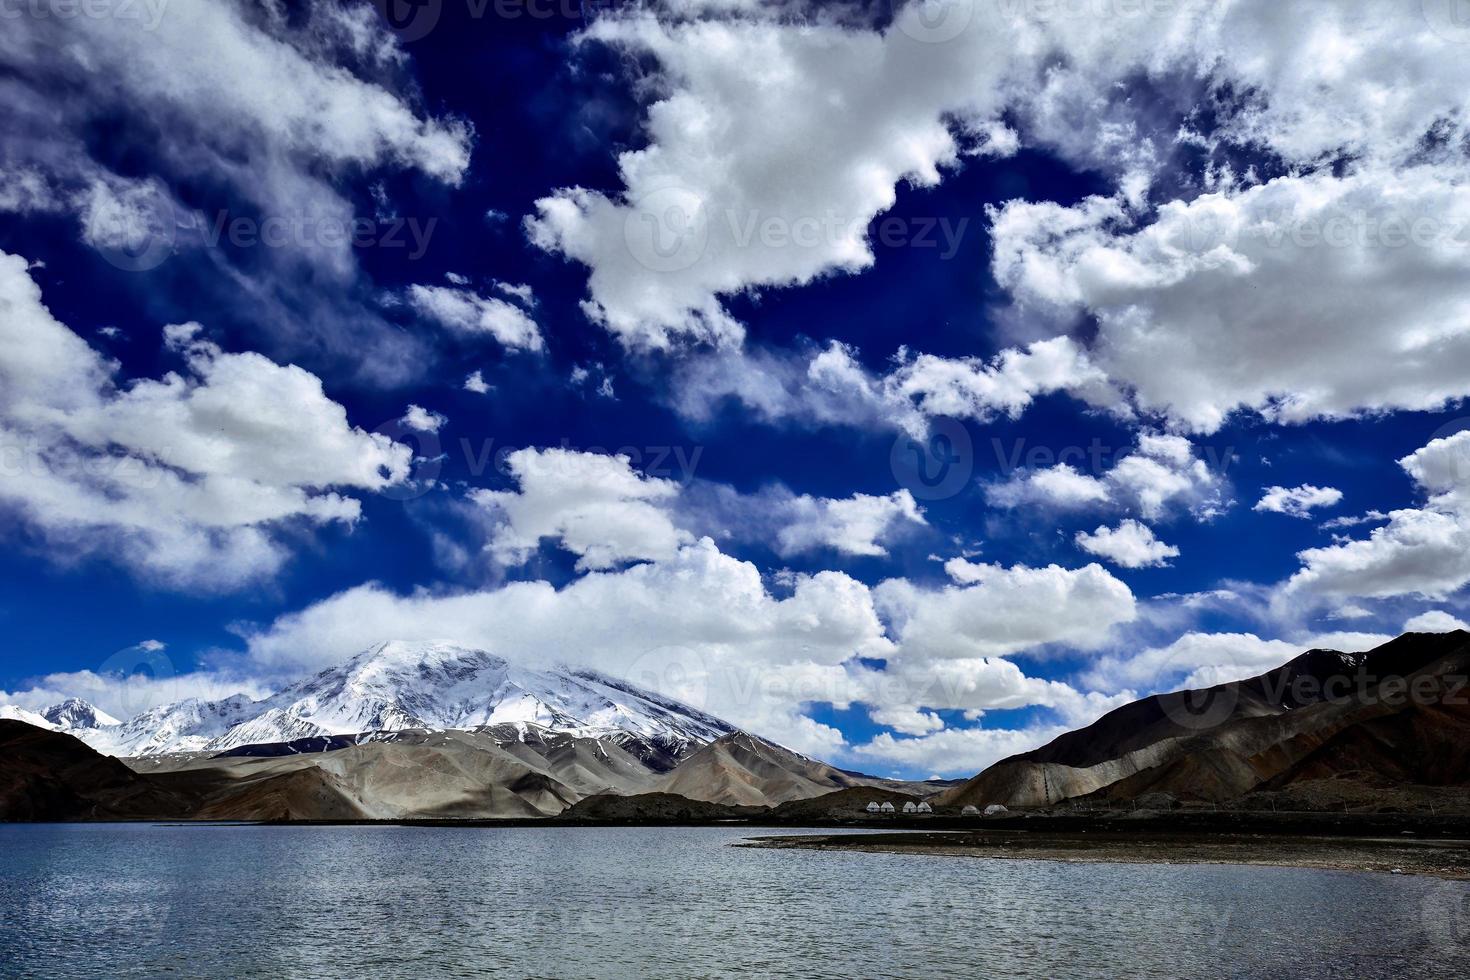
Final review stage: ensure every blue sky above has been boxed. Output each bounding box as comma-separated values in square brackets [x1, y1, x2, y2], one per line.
[4, 0, 1470, 776]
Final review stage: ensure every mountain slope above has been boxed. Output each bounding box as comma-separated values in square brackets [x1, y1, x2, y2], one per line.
[0, 721, 192, 821]
[654, 732, 874, 806]
[940, 631, 1470, 808]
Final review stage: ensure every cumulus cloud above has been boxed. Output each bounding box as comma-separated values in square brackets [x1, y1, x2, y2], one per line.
[988, 432, 1226, 521]
[1403, 610, 1470, 633]
[408, 284, 544, 351]
[1285, 433, 1470, 602]
[876, 560, 1137, 662]
[470, 448, 930, 568]
[0, 251, 409, 589]
[775, 490, 925, 558]
[469, 448, 692, 571]
[852, 724, 1071, 779]
[1256, 485, 1344, 519]
[400, 404, 447, 433]
[1075, 520, 1180, 568]
[533, 1, 1470, 358]
[992, 167, 1470, 432]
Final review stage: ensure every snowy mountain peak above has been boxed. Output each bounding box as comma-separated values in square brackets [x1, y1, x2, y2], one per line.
[41, 698, 120, 730]
[62, 641, 738, 757]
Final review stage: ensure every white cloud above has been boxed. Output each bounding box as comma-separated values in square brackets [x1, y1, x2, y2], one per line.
[1285, 432, 1470, 603]
[464, 371, 491, 395]
[495, 281, 535, 305]
[530, 1, 1470, 377]
[877, 561, 1137, 662]
[0, 251, 410, 589]
[775, 490, 925, 558]
[470, 448, 693, 571]
[988, 432, 1226, 520]
[1075, 520, 1179, 568]
[408, 284, 544, 351]
[400, 404, 446, 433]
[868, 705, 945, 737]
[1255, 484, 1344, 519]
[851, 724, 1069, 779]
[2, 669, 272, 724]
[1403, 610, 1470, 633]
[992, 167, 1470, 433]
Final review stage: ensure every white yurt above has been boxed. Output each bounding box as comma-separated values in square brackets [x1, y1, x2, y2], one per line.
[902, 801, 919, 813]
[865, 801, 881, 813]
[984, 804, 1009, 816]
[916, 801, 933, 813]
[961, 805, 980, 816]
[879, 801, 896, 813]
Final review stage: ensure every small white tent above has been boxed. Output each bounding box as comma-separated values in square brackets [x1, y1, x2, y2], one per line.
[879, 801, 896, 813]
[865, 802, 880, 813]
[961, 805, 980, 816]
[916, 801, 933, 813]
[902, 801, 918, 813]
[984, 804, 1009, 816]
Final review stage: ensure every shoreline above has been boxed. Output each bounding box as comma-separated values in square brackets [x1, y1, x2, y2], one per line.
[736, 830, 1470, 880]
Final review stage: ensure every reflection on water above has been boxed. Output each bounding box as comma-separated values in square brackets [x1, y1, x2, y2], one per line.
[0, 825, 1465, 979]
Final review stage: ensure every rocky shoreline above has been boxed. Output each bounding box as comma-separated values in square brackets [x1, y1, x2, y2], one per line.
[737, 830, 1470, 880]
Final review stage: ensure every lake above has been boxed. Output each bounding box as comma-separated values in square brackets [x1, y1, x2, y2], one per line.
[1, 825, 1465, 978]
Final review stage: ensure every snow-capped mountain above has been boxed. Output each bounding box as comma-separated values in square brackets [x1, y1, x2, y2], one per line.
[79, 695, 260, 757]
[42, 698, 120, 731]
[1, 704, 54, 729]
[61, 641, 737, 758]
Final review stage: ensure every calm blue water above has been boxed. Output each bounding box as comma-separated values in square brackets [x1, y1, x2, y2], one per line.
[0, 825, 1466, 979]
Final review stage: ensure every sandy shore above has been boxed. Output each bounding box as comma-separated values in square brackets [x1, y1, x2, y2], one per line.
[737, 830, 1470, 880]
